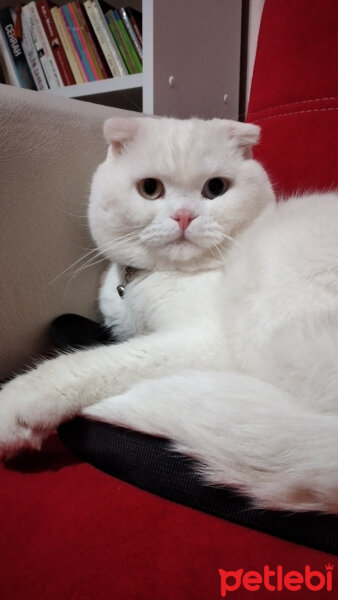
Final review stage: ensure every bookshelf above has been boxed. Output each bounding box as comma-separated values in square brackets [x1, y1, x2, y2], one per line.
[0, 0, 243, 119]
[48, 0, 147, 112]
[48, 71, 143, 109]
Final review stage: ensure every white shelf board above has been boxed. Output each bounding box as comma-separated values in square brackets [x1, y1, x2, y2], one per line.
[46, 73, 143, 99]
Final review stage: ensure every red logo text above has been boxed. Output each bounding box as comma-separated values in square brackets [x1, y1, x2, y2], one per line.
[218, 564, 334, 596]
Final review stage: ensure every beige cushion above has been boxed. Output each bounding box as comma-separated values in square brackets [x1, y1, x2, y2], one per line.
[0, 84, 138, 378]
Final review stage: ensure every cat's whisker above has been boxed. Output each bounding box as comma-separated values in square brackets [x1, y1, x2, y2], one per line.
[54, 205, 89, 219]
[207, 241, 225, 263]
[213, 244, 225, 262]
[103, 227, 144, 247]
[218, 232, 244, 254]
[46, 250, 103, 286]
[73, 245, 99, 252]
[115, 224, 144, 232]
[208, 246, 219, 261]
[45, 242, 114, 287]
[71, 251, 106, 273]
[112, 233, 141, 245]
[45, 231, 144, 287]
[63, 256, 109, 297]
[67, 255, 108, 280]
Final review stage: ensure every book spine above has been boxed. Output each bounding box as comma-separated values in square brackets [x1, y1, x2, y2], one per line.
[60, 4, 91, 81]
[24, 1, 63, 88]
[59, 5, 88, 81]
[105, 9, 135, 74]
[125, 7, 142, 49]
[114, 9, 141, 72]
[22, 3, 51, 88]
[82, 0, 112, 76]
[72, 2, 105, 80]
[0, 26, 20, 86]
[20, 8, 49, 90]
[67, 2, 96, 81]
[36, 0, 75, 86]
[88, 0, 127, 77]
[105, 10, 128, 73]
[0, 49, 7, 84]
[50, 7, 84, 84]
[0, 7, 36, 89]
[75, 3, 111, 79]
[120, 7, 142, 62]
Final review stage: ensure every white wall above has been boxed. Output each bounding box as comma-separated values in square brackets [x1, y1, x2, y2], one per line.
[246, 0, 265, 107]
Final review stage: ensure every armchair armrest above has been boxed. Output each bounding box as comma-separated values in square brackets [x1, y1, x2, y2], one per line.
[0, 85, 138, 378]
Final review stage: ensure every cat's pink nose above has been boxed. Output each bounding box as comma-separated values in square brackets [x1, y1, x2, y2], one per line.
[172, 209, 195, 231]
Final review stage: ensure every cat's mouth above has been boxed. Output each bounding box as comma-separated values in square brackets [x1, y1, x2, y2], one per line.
[140, 224, 203, 262]
[162, 234, 201, 262]
[168, 234, 195, 246]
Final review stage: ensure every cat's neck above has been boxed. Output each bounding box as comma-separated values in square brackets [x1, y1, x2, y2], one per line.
[116, 259, 225, 297]
[117, 266, 140, 297]
[117, 254, 227, 276]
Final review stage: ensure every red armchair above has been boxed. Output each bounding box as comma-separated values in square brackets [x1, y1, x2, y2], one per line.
[1, 2, 337, 599]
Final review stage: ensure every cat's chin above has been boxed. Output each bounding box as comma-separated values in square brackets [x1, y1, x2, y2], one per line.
[158, 238, 203, 263]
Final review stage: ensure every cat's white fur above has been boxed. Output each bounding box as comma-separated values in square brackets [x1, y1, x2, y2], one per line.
[1, 117, 338, 513]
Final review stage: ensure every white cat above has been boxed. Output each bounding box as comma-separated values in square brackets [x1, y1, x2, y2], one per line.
[1, 117, 338, 513]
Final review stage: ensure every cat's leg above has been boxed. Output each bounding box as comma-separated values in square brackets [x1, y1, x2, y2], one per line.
[0, 330, 225, 459]
[82, 370, 338, 513]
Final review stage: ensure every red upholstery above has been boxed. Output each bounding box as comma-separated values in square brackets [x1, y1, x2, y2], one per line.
[246, 0, 338, 194]
[1, 2, 337, 598]
[0, 436, 335, 599]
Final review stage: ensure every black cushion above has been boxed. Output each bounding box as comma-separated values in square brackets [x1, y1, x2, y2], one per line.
[54, 314, 338, 555]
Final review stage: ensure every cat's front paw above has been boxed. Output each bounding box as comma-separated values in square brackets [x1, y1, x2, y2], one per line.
[0, 372, 59, 460]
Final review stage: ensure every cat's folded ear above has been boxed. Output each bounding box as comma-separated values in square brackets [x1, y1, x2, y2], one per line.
[225, 120, 260, 159]
[103, 118, 142, 154]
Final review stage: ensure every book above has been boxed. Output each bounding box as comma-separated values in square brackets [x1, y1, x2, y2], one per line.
[105, 10, 131, 73]
[0, 7, 36, 89]
[113, 9, 141, 71]
[0, 25, 20, 86]
[72, 2, 109, 80]
[50, 6, 85, 84]
[60, 3, 93, 81]
[22, 1, 63, 88]
[36, 0, 75, 86]
[67, 2, 98, 81]
[125, 7, 142, 48]
[119, 7, 142, 62]
[20, 6, 49, 90]
[105, 9, 141, 74]
[79, 3, 111, 79]
[84, 0, 127, 77]
[0, 50, 7, 84]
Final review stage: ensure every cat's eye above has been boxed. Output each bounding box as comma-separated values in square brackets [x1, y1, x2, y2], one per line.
[137, 178, 165, 200]
[202, 177, 229, 199]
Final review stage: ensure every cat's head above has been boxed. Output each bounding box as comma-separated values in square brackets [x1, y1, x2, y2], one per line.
[88, 117, 275, 271]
